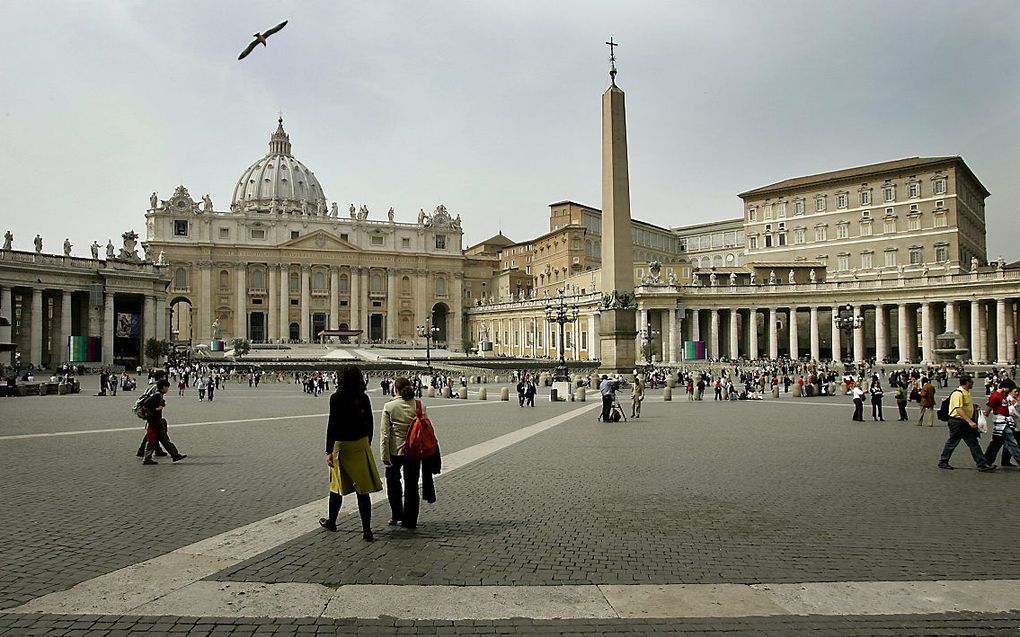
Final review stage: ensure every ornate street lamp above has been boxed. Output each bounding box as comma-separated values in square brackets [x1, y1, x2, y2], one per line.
[417, 319, 440, 375]
[545, 288, 579, 381]
[833, 303, 865, 364]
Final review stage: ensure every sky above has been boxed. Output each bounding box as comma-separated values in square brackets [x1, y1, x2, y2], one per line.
[2, 0, 1019, 258]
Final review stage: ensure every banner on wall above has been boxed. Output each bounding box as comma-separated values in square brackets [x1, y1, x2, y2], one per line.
[115, 313, 141, 338]
[68, 336, 102, 362]
[683, 340, 706, 361]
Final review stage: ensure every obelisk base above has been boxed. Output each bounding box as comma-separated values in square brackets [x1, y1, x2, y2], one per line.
[598, 308, 638, 375]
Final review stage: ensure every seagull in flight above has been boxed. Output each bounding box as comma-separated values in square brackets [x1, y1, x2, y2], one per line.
[238, 20, 288, 60]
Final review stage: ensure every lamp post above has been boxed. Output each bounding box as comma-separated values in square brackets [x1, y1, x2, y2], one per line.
[417, 319, 440, 375]
[545, 288, 579, 381]
[833, 303, 865, 366]
[641, 325, 661, 368]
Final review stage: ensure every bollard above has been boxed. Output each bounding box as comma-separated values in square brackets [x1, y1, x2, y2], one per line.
[500, 387, 510, 401]
[575, 387, 586, 402]
[549, 387, 558, 402]
[663, 386, 672, 401]
[772, 386, 780, 399]
[427, 387, 436, 398]
[792, 383, 802, 397]
[478, 387, 487, 400]
[458, 387, 468, 400]
[667, 377, 676, 389]
[442, 386, 452, 398]
[590, 374, 601, 389]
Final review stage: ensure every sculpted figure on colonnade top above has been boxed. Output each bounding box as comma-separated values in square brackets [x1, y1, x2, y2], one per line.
[150, 192, 158, 209]
[809, 269, 816, 283]
[388, 207, 395, 222]
[157, 250, 166, 265]
[331, 202, 338, 217]
[91, 241, 100, 259]
[34, 234, 42, 253]
[709, 271, 716, 286]
[729, 272, 736, 287]
[749, 270, 756, 285]
[2, 230, 12, 251]
[202, 194, 213, 212]
[63, 238, 72, 256]
[106, 240, 115, 259]
[768, 270, 776, 285]
[971, 256, 979, 271]
[350, 204, 356, 219]
[788, 269, 795, 284]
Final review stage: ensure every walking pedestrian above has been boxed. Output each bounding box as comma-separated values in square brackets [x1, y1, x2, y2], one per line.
[140, 380, 187, 465]
[983, 379, 1018, 468]
[319, 365, 381, 541]
[917, 377, 936, 427]
[631, 376, 644, 418]
[938, 375, 996, 471]
[525, 380, 536, 407]
[381, 377, 426, 529]
[895, 382, 909, 421]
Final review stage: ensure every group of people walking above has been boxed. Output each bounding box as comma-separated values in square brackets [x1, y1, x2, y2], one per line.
[320, 366, 439, 541]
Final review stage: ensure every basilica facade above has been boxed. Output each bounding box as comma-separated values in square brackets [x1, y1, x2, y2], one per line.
[144, 119, 488, 350]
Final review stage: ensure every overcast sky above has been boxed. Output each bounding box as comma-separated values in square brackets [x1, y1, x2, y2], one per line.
[2, 0, 1018, 258]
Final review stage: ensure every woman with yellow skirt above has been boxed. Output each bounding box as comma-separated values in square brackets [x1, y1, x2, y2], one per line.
[320, 365, 383, 541]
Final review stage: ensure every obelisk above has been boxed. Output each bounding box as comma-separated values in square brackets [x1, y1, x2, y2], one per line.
[598, 38, 638, 374]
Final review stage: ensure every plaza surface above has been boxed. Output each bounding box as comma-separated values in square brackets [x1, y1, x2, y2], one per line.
[1, 376, 1019, 635]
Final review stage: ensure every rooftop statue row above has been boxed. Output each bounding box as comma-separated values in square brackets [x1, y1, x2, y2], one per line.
[2, 229, 164, 265]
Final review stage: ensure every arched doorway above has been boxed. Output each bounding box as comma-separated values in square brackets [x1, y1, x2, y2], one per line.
[431, 303, 449, 346]
[168, 297, 193, 344]
[289, 322, 300, 342]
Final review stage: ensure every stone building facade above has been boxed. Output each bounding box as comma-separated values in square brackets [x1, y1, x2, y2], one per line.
[143, 119, 479, 350]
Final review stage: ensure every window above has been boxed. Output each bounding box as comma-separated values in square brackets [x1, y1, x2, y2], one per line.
[219, 270, 229, 290]
[794, 200, 804, 215]
[402, 237, 411, 248]
[837, 255, 849, 271]
[289, 271, 300, 292]
[883, 186, 895, 202]
[884, 250, 898, 267]
[860, 221, 873, 237]
[313, 271, 326, 291]
[370, 273, 383, 293]
[814, 226, 827, 242]
[861, 210, 871, 219]
[860, 189, 872, 206]
[290, 230, 300, 240]
[935, 245, 948, 262]
[935, 199, 944, 209]
[777, 202, 787, 218]
[174, 220, 188, 236]
[909, 248, 923, 265]
[219, 227, 230, 239]
[908, 215, 920, 231]
[339, 274, 349, 293]
[885, 207, 894, 215]
[883, 218, 896, 233]
[861, 252, 873, 269]
[909, 203, 919, 212]
[748, 207, 757, 222]
[815, 196, 826, 212]
[933, 212, 947, 228]
[749, 236, 758, 249]
[934, 178, 947, 195]
[764, 234, 773, 248]
[370, 235, 384, 246]
[836, 193, 848, 209]
[435, 234, 446, 250]
[174, 267, 188, 289]
[794, 228, 806, 244]
[836, 224, 849, 239]
[436, 276, 447, 296]
[340, 233, 349, 241]
[908, 182, 920, 198]
[250, 270, 265, 290]
[764, 204, 773, 220]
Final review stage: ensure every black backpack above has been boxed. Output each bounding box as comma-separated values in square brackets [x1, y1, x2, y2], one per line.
[936, 389, 962, 422]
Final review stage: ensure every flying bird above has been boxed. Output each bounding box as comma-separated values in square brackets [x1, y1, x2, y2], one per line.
[238, 20, 288, 60]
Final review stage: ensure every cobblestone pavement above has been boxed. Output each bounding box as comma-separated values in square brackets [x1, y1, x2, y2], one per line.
[217, 396, 1020, 586]
[0, 378, 540, 610]
[0, 611, 1018, 635]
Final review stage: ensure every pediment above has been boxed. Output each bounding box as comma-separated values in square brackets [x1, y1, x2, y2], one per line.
[281, 229, 361, 252]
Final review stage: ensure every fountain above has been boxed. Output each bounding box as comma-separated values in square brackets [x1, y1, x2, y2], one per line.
[933, 331, 968, 372]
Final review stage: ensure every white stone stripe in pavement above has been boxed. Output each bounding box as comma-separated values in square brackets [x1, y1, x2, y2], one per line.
[10, 402, 601, 615]
[0, 400, 501, 441]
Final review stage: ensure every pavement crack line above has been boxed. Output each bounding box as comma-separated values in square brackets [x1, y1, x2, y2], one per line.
[8, 401, 600, 616]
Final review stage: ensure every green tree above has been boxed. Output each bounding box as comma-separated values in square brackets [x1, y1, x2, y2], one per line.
[144, 338, 172, 365]
[231, 338, 251, 359]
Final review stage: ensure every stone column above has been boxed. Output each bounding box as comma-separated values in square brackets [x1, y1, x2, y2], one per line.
[788, 307, 799, 360]
[945, 300, 957, 334]
[279, 265, 289, 341]
[329, 266, 340, 331]
[897, 303, 910, 364]
[385, 269, 397, 338]
[875, 304, 888, 364]
[235, 264, 246, 341]
[748, 309, 759, 360]
[451, 274, 464, 350]
[29, 287, 43, 368]
[709, 309, 720, 360]
[300, 266, 311, 342]
[977, 301, 989, 363]
[853, 306, 865, 363]
[970, 301, 982, 363]
[809, 307, 820, 361]
[350, 267, 361, 332]
[58, 290, 73, 364]
[268, 264, 279, 341]
[143, 294, 155, 348]
[831, 308, 842, 363]
[0, 286, 11, 368]
[155, 297, 167, 343]
[997, 298, 1009, 364]
[690, 309, 700, 342]
[920, 302, 933, 364]
[415, 269, 428, 330]
[361, 268, 370, 341]
[102, 291, 114, 366]
[729, 308, 740, 360]
[1007, 303, 1017, 364]
[768, 307, 778, 360]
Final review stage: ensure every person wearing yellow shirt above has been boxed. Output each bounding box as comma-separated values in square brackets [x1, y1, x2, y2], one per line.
[938, 375, 997, 472]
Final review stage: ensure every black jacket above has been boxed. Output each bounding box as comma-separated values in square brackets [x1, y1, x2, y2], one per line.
[325, 391, 374, 453]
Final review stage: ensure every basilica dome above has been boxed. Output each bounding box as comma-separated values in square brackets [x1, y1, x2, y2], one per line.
[230, 118, 327, 213]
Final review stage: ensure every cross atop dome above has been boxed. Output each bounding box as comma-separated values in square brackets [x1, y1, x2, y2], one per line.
[268, 116, 292, 157]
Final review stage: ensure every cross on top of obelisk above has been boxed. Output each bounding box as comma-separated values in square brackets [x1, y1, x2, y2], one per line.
[605, 37, 619, 83]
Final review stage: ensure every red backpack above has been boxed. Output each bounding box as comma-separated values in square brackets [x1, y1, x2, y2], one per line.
[405, 400, 439, 460]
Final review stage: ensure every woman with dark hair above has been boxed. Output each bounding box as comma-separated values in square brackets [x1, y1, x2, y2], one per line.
[869, 374, 885, 421]
[320, 364, 382, 541]
[381, 376, 426, 529]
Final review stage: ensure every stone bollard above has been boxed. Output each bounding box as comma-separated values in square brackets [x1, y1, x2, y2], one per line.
[442, 386, 452, 398]
[792, 383, 802, 397]
[500, 387, 510, 401]
[458, 387, 468, 400]
[772, 386, 780, 399]
[663, 386, 672, 401]
[550, 387, 558, 402]
[839, 381, 848, 395]
[58, 382, 69, 395]
[478, 387, 487, 400]
[427, 387, 436, 398]
[575, 388, 586, 401]
[667, 377, 676, 389]
[590, 374, 601, 389]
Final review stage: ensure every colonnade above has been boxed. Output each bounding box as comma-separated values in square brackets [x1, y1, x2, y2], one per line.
[480, 311, 600, 361]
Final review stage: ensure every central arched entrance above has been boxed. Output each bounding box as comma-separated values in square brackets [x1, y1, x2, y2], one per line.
[431, 303, 449, 347]
[168, 297, 193, 345]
